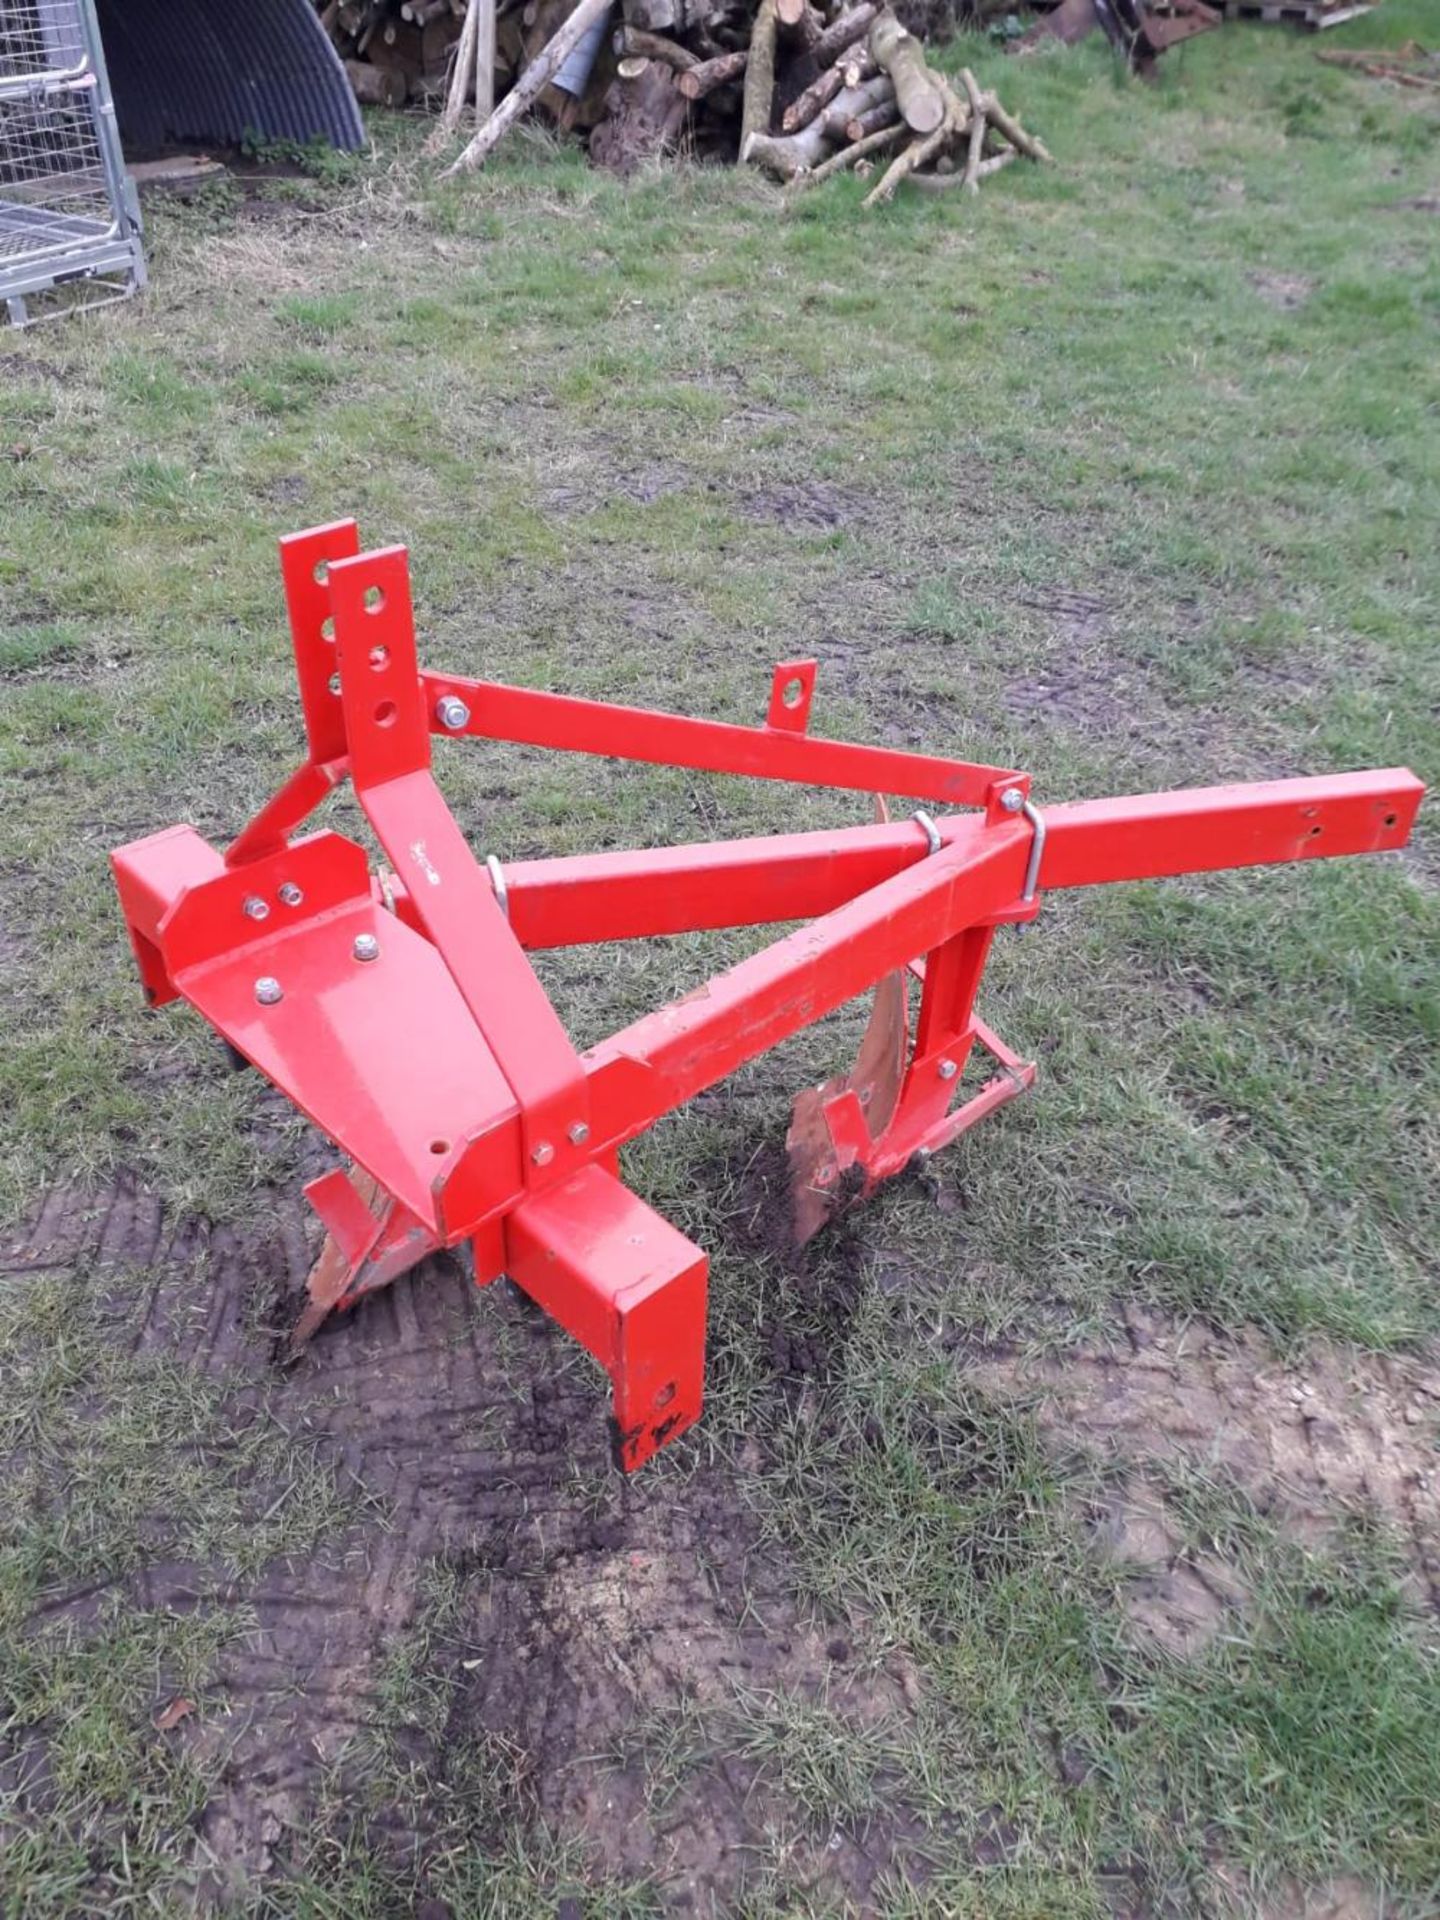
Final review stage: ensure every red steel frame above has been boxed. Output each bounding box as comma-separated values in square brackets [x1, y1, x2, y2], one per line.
[111, 520, 1425, 1469]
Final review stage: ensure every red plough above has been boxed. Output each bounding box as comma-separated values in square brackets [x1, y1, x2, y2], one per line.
[112, 521, 1424, 1469]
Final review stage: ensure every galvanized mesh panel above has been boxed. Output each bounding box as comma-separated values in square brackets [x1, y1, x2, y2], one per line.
[0, 2, 88, 85]
[0, 0, 142, 324]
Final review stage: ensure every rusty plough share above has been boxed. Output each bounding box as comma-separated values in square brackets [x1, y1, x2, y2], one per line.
[112, 522, 1424, 1469]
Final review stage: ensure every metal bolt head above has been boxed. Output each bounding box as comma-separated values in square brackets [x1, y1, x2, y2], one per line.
[567, 1121, 591, 1146]
[999, 788, 1025, 814]
[353, 933, 380, 962]
[243, 895, 270, 921]
[254, 976, 282, 1006]
[531, 1141, 555, 1167]
[937, 1058, 958, 1081]
[278, 882, 303, 907]
[436, 695, 471, 732]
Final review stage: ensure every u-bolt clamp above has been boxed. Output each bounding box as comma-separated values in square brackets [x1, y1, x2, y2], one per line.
[999, 788, 1047, 907]
[912, 809, 942, 857]
[1020, 799, 1046, 904]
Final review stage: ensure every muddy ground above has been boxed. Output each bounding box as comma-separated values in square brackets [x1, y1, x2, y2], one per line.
[2, 1174, 922, 1910]
[4, 1165, 1435, 1915]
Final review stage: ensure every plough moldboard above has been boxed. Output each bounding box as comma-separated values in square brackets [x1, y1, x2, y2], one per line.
[111, 520, 1424, 1470]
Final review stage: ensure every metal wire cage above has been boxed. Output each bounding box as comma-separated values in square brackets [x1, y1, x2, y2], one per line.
[0, 0, 144, 326]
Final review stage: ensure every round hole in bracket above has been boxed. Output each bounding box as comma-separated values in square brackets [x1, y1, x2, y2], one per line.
[364, 585, 385, 614]
[313, 559, 328, 585]
[375, 700, 397, 728]
[1384, 812, 1398, 828]
[1308, 824, 1323, 838]
[369, 643, 389, 672]
[782, 677, 804, 709]
[320, 616, 335, 642]
[429, 1137, 451, 1156]
[328, 672, 341, 696]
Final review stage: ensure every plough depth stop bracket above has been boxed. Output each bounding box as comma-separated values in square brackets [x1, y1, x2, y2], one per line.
[111, 520, 1425, 1469]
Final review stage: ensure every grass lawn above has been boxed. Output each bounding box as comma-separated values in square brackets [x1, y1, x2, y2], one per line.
[1, 5, 1438, 1913]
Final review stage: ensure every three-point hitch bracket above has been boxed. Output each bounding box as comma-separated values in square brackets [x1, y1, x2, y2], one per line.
[111, 521, 1424, 1469]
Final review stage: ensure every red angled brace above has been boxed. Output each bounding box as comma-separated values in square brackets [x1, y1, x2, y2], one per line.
[110, 520, 1426, 1470]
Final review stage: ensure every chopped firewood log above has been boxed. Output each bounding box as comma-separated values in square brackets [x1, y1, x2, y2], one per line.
[809, 2, 876, 68]
[347, 55, 408, 102]
[676, 47, 747, 98]
[862, 86, 956, 205]
[777, 0, 822, 49]
[473, 0, 498, 117]
[958, 65, 984, 193]
[868, 7, 943, 135]
[615, 25, 699, 68]
[745, 73, 889, 177]
[743, 115, 829, 178]
[739, 0, 779, 155]
[781, 58, 846, 131]
[590, 54, 688, 172]
[821, 71, 890, 138]
[781, 42, 877, 131]
[908, 148, 1017, 190]
[788, 118, 902, 187]
[980, 87, 1051, 163]
[835, 91, 897, 143]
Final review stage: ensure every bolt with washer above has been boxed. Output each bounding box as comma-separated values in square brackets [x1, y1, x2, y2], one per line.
[436, 695, 471, 731]
[255, 976, 283, 1006]
[567, 1121, 590, 1146]
[1000, 788, 1025, 814]
[278, 882, 303, 907]
[353, 933, 380, 962]
[243, 895, 270, 921]
[531, 1141, 555, 1167]
[937, 1058, 958, 1081]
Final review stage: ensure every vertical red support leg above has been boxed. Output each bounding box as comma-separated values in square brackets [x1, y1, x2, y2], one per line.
[505, 1165, 708, 1471]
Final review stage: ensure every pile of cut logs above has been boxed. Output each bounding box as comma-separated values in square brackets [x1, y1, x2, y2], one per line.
[322, 0, 1050, 196]
[737, 3, 1051, 200]
[321, 0, 468, 107]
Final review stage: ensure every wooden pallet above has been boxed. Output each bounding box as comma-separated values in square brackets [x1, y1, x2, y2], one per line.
[1217, 0, 1377, 27]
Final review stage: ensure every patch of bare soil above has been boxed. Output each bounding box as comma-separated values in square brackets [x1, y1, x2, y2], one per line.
[1248, 271, 1316, 312]
[1015, 586, 1114, 650]
[0, 349, 64, 385]
[969, 1305, 1440, 1653]
[541, 460, 694, 515]
[737, 480, 864, 530]
[1212, 1866, 1385, 1920]
[0, 1179, 917, 1911]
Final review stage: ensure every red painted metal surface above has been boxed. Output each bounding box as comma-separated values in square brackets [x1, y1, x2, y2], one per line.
[111, 520, 1426, 1469]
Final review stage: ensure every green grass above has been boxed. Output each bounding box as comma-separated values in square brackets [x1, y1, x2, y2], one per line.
[1, 4, 1438, 1911]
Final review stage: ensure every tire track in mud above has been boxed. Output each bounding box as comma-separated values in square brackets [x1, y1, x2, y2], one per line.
[1, 1182, 912, 1910]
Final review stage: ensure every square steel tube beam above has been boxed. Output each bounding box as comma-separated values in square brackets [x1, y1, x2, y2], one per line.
[584, 827, 1030, 1153]
[505, 1164, 708, 1471]
[485, 768, 1423, 953]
